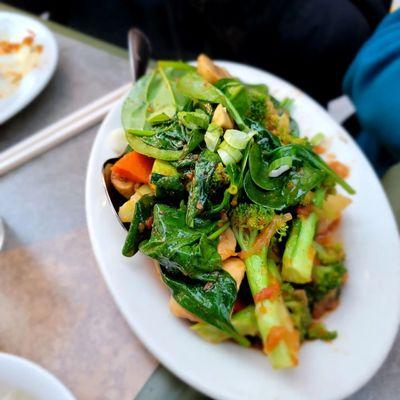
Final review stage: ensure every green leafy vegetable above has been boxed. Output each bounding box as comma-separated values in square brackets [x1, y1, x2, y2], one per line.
[126, 134, 184, 161]
[186, 150, 221, 227]
[140, 204, 221, 278]
[151, 174, 186, 201]
[244, 166, 325, 210]
[245, 141, 353, 210]
[177, 72, 247, 130]
[178, 109, 210, 130]
[215, 78, 268, 124]
[121, 73, 154, 135]
[191, 305, 258, 343]
[122, 63, 191, 134]
[161, 267, 249, 346]
[140, 118, 193, 151]
[122, 195, 155, 257]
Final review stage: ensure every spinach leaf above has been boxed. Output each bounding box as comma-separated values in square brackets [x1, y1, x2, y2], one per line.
[215, 78, 268, 124]
[121, 63, 191, 134]
[177, 72, 225, 103]
[249, 142, 276, 190]
[173, 153, 199, 174]
[186, 150, 220, 227]
[121, 73, 154, 134]
[178, 109, 210, 130]
[246, 138, 355, 208]
[161, 267, 249, 346]
[156, 64, 190, 115]
[177, 72, 247, 130]
[139, 204, 222, 279]
[141, 118, 189, 150]
[150, 174, 186, 202]
[249, 143, 299, 191]
[205, 163, 239, 216]
[157, 60, 196, 71]
[137, 117, 204, 158]
[244, 156, 327, 210]
[246, 119, 281, 151]
[184, 129, 205, 154]
[126, 134, 184, 161]
[122, 195, 155, 257]
[294, 145, 355, 194]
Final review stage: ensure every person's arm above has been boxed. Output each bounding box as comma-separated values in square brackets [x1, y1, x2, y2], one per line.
[344, 10, 400, 159]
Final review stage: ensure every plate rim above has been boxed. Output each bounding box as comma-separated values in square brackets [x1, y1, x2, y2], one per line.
[0, 352, 75, 400]
[86, 60, 400, 400]
[0, 11, 59, 124]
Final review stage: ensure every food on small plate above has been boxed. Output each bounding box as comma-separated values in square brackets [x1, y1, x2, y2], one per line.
[108, 54, 354, 369]
[0, 33, 43, 98]
[0, 381, 38, 400]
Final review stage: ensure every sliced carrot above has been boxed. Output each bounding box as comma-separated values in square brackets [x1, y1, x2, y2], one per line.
[328, 160, 350, 178]
[296, 204, 313, 218]
[264, 326, 300, 365]
[313, 145, 325, 154]
[111, 151, 154, 184]
[254, 280, 281, 303]
[265, 327, 287, 353]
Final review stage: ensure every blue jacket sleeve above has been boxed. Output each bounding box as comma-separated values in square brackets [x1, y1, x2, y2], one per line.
[343, 10, 400, 159]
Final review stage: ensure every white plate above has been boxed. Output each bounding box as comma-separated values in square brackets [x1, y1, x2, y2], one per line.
[0, 353, 75, 400]
[86, 62, 400, 400]
[0, 12, 58, 124]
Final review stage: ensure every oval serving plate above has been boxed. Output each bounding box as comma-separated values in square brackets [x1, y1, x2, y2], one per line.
[0, 12, 58, 124]
[86, 61, 400, 400]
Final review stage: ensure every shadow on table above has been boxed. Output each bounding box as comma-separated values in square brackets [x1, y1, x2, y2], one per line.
[135, 366, 209, 400]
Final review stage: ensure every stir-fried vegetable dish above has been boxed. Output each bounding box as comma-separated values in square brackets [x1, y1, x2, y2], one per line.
[108, 55, 354, 369]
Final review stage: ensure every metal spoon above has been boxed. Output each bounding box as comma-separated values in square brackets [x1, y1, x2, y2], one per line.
[128, 28, 151, 82]
[101, 28, 151, 229]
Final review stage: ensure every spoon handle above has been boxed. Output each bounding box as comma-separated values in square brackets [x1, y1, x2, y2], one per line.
[128, 28, 151, 82]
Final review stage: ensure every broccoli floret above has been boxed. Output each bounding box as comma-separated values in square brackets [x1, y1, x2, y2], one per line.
[211, 163, 229, 186]
[314, 241, 345, 264]
[206, 163, 233, 215]
[231, 203, 275, 231]
[311, 262, 347, 302]
[307, 322, 337, 341]
[230, 203, 275, 249]
[248, 95, 266, 123]
[230, 204, 300, 369]
[282, 285, 312, 342]
[209, 163, 230, 200]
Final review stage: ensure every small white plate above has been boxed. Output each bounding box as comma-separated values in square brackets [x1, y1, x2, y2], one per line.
[0, 353, 75, 400]
[86, 61, 400, 400]
[0, 12, 58, 124]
